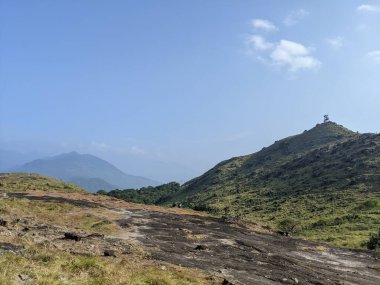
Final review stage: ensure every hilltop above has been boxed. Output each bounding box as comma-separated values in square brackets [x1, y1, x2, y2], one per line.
[12, 151, 159, 192]
[108, 121, 380, 249]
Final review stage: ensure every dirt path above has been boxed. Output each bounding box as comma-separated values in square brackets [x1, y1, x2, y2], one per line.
[8, 192, 380, 285]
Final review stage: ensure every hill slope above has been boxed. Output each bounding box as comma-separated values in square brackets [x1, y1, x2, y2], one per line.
[0, 173, 85, 193]
[12, 152, 159, 192]
[0, 174, 213, 285]
[1, 173, 379, 284]
[165, 122, 380, 248]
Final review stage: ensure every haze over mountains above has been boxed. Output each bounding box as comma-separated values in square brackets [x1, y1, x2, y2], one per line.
[11, 151, 159, 192]
[0, 149, 43, 172]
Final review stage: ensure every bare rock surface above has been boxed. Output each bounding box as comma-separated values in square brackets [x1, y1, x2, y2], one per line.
[120, 209, 380, 285]
[6, 192, 380, 285]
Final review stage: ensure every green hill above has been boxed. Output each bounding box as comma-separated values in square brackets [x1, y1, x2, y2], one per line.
[0, 173, 86, 193]
[163, 122, 380, 249]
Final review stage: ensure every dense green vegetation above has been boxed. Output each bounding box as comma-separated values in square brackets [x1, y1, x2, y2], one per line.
[157, 122, 380, 249]
[366, 229, 380, 250]
[103, 182, 181, 205]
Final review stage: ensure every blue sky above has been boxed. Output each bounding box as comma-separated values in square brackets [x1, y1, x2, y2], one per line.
[1, 1, 380, 182]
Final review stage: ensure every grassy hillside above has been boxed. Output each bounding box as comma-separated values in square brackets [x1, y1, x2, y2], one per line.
[0, 174, 213, 284]
[0, 173, 86, 193]
[166, 122, 380, 249]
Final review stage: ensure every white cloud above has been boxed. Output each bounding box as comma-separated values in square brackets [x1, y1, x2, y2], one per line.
[326, 36, 344, 50]
[284, 9, 309, 26]
[270, 40, 321, 72]
[130, 146, 146, 155]
[357, 4, 380, 12]
[248, 35, 274, 51]
[91, 141, 107, 149]
[251, 19, 278, 32]
[368, 50, 380, 62]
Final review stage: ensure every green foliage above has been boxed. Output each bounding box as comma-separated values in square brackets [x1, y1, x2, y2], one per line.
[277, 218, 300, 234]
[161, 122, 380, 249]
[107, 182, 181, 205]
[366, 229, 380, 251]
[356, 199, 380, 211]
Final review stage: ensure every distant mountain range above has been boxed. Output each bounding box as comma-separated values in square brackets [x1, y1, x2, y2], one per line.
[10, 151, 160, 192]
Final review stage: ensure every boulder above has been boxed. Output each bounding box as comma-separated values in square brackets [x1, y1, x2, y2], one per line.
[194, 244, 208, 250]
[104, 249, 116, 257]
[222, 279, 234, 285]
[64, 232, 82, 241]
[0, 219, 8, 227]
[18, 274, 33, 283]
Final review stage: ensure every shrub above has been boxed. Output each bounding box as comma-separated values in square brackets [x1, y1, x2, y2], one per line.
[277, 218, 300, 234]
[366, 230, 380, 251]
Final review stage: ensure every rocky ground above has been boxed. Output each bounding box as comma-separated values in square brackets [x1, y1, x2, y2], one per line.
[2, 192, 380, 285]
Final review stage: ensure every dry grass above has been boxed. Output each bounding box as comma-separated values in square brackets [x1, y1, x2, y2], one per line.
[300, 245, 329, 252]
[0, 173, 85, 193]
[369, 263, 380, 271]
[0, 246, 214, 285]
[0, 193, 216, 284]
[0, 197, 120, 235]
[183, 229, 209, 242]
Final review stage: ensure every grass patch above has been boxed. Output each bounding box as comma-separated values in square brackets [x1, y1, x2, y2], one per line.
[0, 197, 119, 235]
[0, 246, 212, 285]
[0, 173, 86, 193]
[0, 173, 85, 193]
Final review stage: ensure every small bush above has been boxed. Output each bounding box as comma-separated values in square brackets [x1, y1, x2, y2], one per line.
[277, 218, 300, 234]
[366, 230, 380, 251]
[357, 200, 380, 211]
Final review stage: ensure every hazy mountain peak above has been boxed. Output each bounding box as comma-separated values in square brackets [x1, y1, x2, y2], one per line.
[12, 151, 160, 192]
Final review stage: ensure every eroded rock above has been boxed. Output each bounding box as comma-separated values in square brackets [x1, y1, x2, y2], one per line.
[64, 232, 82, 241]
[195, 244, 208, 250]
[18, 273, 34, 283]
[0, 218, 8, 227]
[104, 249, 116, 257]
[221, 279, 234, 285]
[0, 242, 24, 254]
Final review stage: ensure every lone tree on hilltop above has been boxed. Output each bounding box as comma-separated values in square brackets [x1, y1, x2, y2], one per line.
[323, 114, 330, 123]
